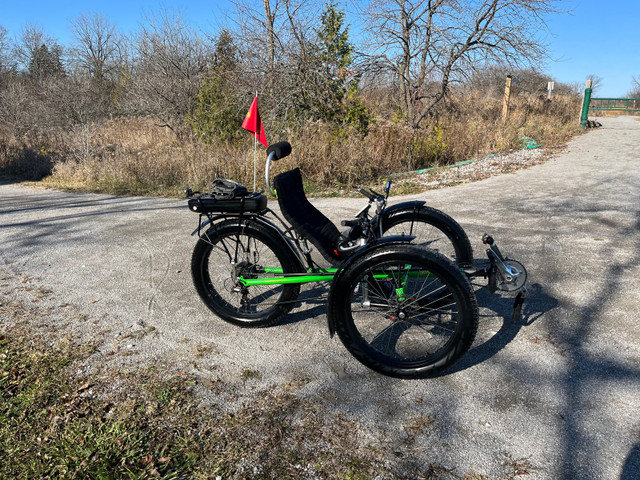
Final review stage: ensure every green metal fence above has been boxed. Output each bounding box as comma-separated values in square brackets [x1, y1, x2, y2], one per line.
[580, 90, 640, 128]
[589, 98, 640, 112]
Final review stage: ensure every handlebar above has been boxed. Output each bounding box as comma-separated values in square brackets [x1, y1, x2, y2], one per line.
[359, 188, 384, 202]
[359, 188, 375, 200]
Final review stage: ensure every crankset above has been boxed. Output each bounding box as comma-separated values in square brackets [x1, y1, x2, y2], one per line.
[482, 234, 528, 322]
[494, 259, 527, 292]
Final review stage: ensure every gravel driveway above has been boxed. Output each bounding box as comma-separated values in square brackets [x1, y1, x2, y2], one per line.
[1, 116, 639, 479]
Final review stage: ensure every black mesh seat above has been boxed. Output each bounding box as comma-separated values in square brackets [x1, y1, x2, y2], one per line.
[274, 168, 344, 266]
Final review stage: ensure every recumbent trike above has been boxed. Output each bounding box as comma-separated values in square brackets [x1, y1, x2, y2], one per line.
[185, 141, 527, 378]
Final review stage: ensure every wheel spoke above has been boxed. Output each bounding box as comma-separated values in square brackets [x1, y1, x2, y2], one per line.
[336, 247, 478, 375]
[381, 207, 474, 265]
[192, 222, 301, 327]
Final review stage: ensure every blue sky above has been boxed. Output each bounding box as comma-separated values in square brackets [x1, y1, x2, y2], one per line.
[544, 0, 640, 96]
[1, 0, 638, 97]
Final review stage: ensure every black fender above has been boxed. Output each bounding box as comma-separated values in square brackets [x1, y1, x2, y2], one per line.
[326, 235, 415, 337]
[373, 200, 426, 233]
[191, 213, 229, 236]
[198, 216, 306, 272]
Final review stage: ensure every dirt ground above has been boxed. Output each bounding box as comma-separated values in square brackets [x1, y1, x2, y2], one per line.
[1, 116, 639, 479]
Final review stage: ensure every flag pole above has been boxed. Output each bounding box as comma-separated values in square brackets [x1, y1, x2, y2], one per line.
[253, 91, 258, 192]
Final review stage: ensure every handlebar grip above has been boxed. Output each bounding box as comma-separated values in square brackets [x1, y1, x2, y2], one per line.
[266, 141, 292, 160]
[341, 219, 359, 227]
[359, 188, 375, 200]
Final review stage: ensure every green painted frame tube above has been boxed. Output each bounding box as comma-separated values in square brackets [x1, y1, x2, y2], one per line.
[239, 273, 335, 286]
[237, 269, 435, 287]
[263, 267, 339, 274]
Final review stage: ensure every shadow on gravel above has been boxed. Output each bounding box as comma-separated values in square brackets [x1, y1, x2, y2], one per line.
[0, 191, 184, 252]
[281, 285, 330, 325]
[291, 199, 640, 478]
[279, 276, 559, 375]
[546, 204, 640, 479]
[621, 441, 640, 480]
[444, 283, 558, 376]
[0, 194, 146, 216]
[0, 194, 183, 220]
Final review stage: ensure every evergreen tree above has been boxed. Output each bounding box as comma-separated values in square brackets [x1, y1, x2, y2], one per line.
[28, 43, 64, 80]
[312, 2, 372, 134]
[188, 30, 244, 143]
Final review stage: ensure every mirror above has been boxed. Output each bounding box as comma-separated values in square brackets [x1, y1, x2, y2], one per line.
[384, 179, 392, 196]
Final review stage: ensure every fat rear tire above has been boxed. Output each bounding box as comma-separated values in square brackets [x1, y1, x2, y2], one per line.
[191, 220, 302, 327]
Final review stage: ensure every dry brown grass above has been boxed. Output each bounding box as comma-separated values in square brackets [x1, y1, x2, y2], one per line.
[1, 94, 581, 196]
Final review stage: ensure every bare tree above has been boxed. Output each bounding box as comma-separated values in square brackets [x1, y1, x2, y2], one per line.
[230, 0, 291, 95]
[359, 0, 560, 127]
[263, 0, 277, 85]
[627, 75, 640, 98]
[230, 0, 366, 129]
[129, 9, 212, 128]
[0, 82, 35, 138]
[0, 25, 15, 75]
[585, 73, 602, 95]
[229, 0, 317, 122]
[467, 65, 578, 98]
[69, 13, 122, 83]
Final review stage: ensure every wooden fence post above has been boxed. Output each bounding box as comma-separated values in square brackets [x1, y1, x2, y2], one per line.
[502, 75, 512, 121]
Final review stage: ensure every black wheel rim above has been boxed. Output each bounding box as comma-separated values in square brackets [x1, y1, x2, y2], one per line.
[344, 259, 463, 369]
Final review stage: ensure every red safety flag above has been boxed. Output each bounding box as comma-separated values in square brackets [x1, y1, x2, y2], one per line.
[241, 96, 268, 148]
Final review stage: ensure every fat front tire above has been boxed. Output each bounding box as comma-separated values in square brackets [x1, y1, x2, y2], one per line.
[382, 206, 474, 266]
[191, 221, 302, 327]
[328, 245, 479, 378]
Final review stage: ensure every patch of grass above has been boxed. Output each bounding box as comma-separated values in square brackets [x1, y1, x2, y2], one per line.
[0, 331, 196, 479]
[501, 452, 536, 479]
[0, 270, 493, 479]
[240, 367, 262, 381]
[0, 325, 392, 479]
